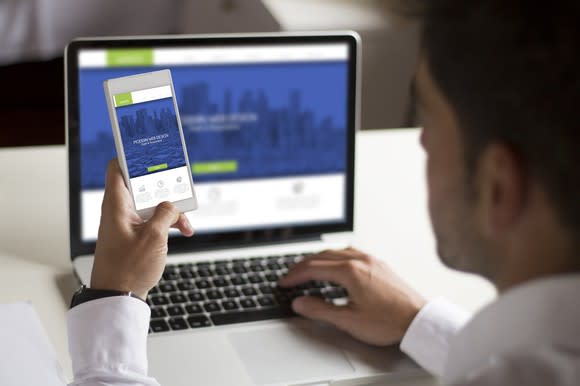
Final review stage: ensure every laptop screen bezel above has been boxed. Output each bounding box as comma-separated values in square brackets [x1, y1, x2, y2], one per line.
[66, 32, 358, 260]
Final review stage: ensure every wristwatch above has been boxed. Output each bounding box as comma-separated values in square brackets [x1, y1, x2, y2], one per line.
[70, 285, 146, 309]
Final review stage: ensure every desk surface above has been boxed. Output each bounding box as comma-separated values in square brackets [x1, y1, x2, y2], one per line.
[0, 128, 495, 383]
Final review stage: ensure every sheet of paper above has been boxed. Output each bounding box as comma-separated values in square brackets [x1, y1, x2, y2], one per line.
[0, 302, 66, 386]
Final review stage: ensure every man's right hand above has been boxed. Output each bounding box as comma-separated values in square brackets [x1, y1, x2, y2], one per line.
[279, 247, 426, 346]
[91, 160, 195, 300]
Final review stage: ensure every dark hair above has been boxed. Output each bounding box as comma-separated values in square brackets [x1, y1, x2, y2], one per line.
[406, 1, 579, 235]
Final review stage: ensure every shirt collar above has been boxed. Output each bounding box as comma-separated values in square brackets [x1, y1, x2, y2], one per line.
[443, 273, 580, 382]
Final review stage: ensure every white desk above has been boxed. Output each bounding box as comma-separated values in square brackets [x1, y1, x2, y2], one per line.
[0, 128, 496, 383]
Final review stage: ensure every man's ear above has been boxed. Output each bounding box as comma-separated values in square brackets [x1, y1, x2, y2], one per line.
[475, 143, 527, 239]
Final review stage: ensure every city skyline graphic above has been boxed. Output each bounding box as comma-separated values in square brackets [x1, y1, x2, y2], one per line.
[117, 97, 186, 179]
[79, 62, 349, 190]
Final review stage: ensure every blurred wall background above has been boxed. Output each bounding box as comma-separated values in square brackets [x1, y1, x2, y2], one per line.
[0, 0, 419, 147]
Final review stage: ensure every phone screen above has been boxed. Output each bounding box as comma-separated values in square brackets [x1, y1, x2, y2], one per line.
[113, 85, 193, 211]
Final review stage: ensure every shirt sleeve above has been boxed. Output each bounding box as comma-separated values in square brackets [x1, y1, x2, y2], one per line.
[66, 296, 160, 386]
[400, 298, 471, 377]
[448, 344, 579, 386]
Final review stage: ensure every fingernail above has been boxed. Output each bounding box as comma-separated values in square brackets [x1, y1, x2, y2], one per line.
[292, 297, 304, 314]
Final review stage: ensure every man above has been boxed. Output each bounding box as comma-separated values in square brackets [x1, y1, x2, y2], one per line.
[67, 0, 579, 385]
[281, 1, 579, 384]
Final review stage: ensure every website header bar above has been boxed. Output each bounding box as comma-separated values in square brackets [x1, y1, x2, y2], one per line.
[79, 44, 348, 68]
[114, 85, 172, 107]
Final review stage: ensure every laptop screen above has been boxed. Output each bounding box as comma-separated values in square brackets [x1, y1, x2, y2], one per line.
[68, 35, 357, 255]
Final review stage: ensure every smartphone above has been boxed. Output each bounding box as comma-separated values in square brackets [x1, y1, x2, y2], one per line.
[104, 69, 197, 220]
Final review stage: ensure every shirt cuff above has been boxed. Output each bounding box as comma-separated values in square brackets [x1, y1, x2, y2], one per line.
[67, 296, 152, 381]
[400, 298, 470, 377]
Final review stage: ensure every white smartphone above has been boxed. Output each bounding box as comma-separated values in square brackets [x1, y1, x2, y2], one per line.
[103, 69, 198, 220]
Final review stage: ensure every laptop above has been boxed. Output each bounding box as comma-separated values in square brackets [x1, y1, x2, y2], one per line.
[66, 32, 421, 386]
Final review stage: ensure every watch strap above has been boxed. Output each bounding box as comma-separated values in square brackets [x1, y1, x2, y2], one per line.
[70, 285, 146, 309]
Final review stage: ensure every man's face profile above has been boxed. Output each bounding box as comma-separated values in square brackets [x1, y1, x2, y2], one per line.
[415, 57, 490, 277]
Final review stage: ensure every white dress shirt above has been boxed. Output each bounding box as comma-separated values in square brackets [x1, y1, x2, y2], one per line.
[401, 274, 580, 385]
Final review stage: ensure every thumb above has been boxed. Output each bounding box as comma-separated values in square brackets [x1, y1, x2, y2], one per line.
[292, 296, 353, 331]
[145, 201, 181, 237]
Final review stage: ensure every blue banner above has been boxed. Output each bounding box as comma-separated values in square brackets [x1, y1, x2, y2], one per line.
[79, 62, 348, 189]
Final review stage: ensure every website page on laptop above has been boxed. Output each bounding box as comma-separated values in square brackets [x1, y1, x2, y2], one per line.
[78, 44, 349, 241]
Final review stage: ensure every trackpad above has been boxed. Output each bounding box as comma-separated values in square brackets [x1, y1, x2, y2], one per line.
[229, 326, 355, 385]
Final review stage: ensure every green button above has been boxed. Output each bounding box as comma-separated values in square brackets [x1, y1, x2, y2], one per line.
[147, 163, 168, 172]
[114, 92, 133, 107]
[192, 160, 238, 175]
[107, 49, 154, 67]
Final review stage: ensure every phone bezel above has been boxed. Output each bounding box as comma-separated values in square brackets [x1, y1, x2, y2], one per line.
[66, 33, 359, 259]
[103, 69, 198, 219]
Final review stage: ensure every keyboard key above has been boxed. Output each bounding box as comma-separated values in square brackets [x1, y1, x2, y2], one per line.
[177, 281, 196, 291]
[170, 293, 188, 304]
[162, 271, 179, 281]
[187, 315, 212, 328]
[195, 279, 211, 289]
[241, 287, 257, 296]
[150, 295, 169, 306]
[214, 266, 231, 276]
[150, 307, 167, 319]
[230, 276, 247, 286]
[206, 289, 224, 300]
[204, 302, 222, 313]
[211, 308, 294, 326]
[159, 283, 177, 293]
[248, 274, 263, 284]
[259, 284, 274, 295]
[197, 268, 213, 277]
[188, 291, 205, 302]
[224, 288, 240, 298]
[250, 264, 265, 272]
[195, 261, 211, 267]
[239, 298, 257, 309]
[179, 270, 196, 279]
[222, 300, 239, 311]
[150, 319, 170, 333]
[168, 317, 188, 330]
[213, 277, 229, 287]
[257, 296, 275, 307]
[265, 272, 278, 282]
[232, 265, 247, 274]
[164, 265, 179, 273]
[167, 305, 185, 316]
[185, 303, 203, 315]
[266, 262, 282, 270]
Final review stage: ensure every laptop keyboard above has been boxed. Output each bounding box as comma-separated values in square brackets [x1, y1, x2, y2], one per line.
[147, 253, 348, 334]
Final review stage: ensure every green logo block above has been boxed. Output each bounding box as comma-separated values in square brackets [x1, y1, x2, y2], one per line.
[107, 49, 154, 67]
[114, 92, 133, 107]
[192, 160, 238, 175]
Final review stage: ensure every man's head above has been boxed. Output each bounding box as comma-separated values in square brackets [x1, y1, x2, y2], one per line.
[408, 0, 579, 288]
